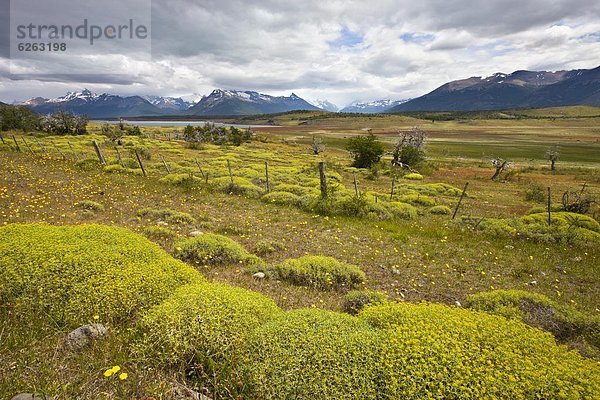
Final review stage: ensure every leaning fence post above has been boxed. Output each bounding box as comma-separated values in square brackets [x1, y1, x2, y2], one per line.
[265, 161, 270, 193]
[353, 172, 359, 197]
[0, 134, 5, 144]
[195, 158, 205, 180]
[92, 140, 106, 164]
[12, 135, 21, 152]
[51, 141, 66, 160]
[160, 154, 171, 174]
[22, 137, 35, 155]
[114, 146, 122, 166]
[134, 149, 147, 177]
[227, 160, 234, 185]
[34, 138, 46, 153]
[390, 174, 396, 200]
[318, 162, 327, 198]
[68, 142, 80, 161]
[452, 182, 469, 220]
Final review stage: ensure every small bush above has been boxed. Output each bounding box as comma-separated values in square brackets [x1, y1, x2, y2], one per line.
[209, 176, 263, 198]
[403, 172, 423, 180]
[465, 290, 600, 354]
[164, 211, 197, 225]
[359, 302, 600, 399]
[0, 224, 203, 326]
[478, 218, 517, 236]
[159, 173, 202, 187]
[521, 212, 600, 233]
[524, 184, 547, 203]
[74, 158, 101, 171]
[343, 290, 388, 315]
[137, 208, 196, 225]
[138, 283, 280, 394]
[142, 225, 176, 241]
[397, 193, 436, 207]
[103, 164, 124, 173]
[261, 191, 301, 206]
[429, 205, 452, 215]
[242, 309, 381, 400]
[272, 183, 318, 196]
[174, 233, 263, 267]
[274, 255, 365, 290]
[527, 204, 564, 214]
[385, 201, 418, 219]
[253, 239, 285, 256]
[75, 200, 105, 212]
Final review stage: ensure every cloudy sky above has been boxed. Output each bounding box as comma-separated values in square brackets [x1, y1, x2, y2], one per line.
[1, 0, 599, 106]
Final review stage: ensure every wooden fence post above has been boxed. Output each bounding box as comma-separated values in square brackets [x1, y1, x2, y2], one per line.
[390, 174, 396, 200]
[318, 162, 327, 198]
[0, 134, 5, 144]
[265, 161, 270, 193]
[353, 172, 359, 197]
[227, 160, 234, 185]
[34, 138, 46, 153]
[68, 142, 80, 161]
[452, 182, 469, 220]
[160, 154, 171, 174]
[22, 137, 35, 154]
[92, 140, 106, 164]
[135, 149, 147, 177]
[51, 141, 66, 159]
[114, 147, 122, 166]
[195, 158, 205, 180]
[12, 135, 21, 152]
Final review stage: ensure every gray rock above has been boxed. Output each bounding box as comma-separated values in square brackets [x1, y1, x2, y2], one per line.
[189, 230, 204, 237]
[391, 268, 401, 275]
[529, 280, 538, 286]
[253, 272, 266, 279]
[11, 394, 52, 400]
[504, 245, 514, 250]
[64, 324, 108, 351]
[455, 301, 462, 307]
[157, 221, 168, 226]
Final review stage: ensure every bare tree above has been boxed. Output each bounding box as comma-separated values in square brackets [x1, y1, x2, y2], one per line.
[491, 158, 511, 181]
[310, 135, 325, 155]
[391, 126, 427, 170]
[546, 146, 559, 172]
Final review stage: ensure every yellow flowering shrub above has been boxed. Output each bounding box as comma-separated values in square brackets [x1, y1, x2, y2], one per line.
[242, 309, 381, 400]
[137, 282, 280, 366]
[428, 205, 452, 215]
[466, 289, 600, 355]
[174, 233, 263, 267]
[74, 200, 105, 212]
[343, 289, 389, 315]
[273, 255, 365, 290]
[359, 302, 600, 399]
[403, 173, 424, 180]
[261, 191, 302, 206]
[0, 224, 203, 326]
[385, 201, 418, 219]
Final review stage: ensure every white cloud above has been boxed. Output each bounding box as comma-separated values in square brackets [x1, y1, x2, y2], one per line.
[1, 0, 599, 106]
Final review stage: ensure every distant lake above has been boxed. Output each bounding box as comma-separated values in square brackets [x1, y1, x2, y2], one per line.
[92, 120, 278, 129]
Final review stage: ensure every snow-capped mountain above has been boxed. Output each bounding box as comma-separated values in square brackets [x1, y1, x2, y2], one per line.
[20, 89, 165, 118]
[186, 89, 320, 116]
[180, 93, 204, 104]
[308, 99, 339, 112]
[387, 66, 600, 112]
[142, 95, 194, 112]
[340, 99, 410, 113]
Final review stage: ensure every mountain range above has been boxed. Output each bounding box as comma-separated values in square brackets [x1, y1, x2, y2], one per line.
[13, 65, 600, 117]
[18, 89, 324, 118]
[387, 66, 600, 112]
[186, 89, 320, 116]
[340, 99, 409, 113]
